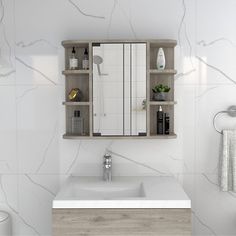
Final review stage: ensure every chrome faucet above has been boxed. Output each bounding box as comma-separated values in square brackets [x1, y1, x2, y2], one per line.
[103, 153, 112, 182]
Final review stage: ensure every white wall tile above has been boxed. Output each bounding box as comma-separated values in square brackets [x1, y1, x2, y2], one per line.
[0, 0, 235, 235]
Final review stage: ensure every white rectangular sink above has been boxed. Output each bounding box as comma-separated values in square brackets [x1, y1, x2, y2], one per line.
[66, 181, 145, 200]
[53, 176, 191, 209]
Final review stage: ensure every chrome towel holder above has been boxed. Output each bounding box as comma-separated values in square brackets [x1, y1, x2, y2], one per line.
[213, 105, 236, 134]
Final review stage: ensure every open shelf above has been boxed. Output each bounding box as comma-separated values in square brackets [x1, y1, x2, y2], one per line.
[149, 75, 174, 102]
[65, 74, 89, 102]
[62, 70, 90, 75]
[65, 105, 90, 136]
[64, 43, 90, 71]
[149, 44, 175, 70]
[62, 102, 90, 106]
[149, 101, 177, 106]
[149, 69, 177, 75]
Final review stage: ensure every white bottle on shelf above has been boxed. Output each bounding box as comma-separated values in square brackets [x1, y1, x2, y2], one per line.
[69, 47, 78, 70]
[156, 47, 166, 70]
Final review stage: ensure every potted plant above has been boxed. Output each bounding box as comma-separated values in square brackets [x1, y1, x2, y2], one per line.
[152, 84, 171, 101]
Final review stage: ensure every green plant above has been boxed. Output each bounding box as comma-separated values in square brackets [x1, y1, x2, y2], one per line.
[152, 84, 171, 93]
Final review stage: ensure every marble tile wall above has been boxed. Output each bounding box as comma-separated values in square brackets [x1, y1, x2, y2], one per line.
[0, 0, 236, 235]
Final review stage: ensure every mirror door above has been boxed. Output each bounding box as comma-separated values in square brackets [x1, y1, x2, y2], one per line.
[92, 43, 146, 136]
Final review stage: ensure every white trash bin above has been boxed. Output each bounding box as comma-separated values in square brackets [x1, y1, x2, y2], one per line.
[0, 211, 11, 236]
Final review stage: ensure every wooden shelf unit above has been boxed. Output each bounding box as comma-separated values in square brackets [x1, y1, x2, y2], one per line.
[147, 40, 177, 138]
[62, 42, 91, 137]
[62, 39, 177, 139]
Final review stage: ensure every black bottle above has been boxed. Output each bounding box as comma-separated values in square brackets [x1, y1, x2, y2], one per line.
[164, 113, 170, 134]
[157, 106, 164, 134]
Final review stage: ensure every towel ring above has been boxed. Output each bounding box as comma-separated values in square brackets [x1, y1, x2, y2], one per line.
[213, 105, 236, 134]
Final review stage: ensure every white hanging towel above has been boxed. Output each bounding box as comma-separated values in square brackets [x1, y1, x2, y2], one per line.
[220, 130, 236, 192]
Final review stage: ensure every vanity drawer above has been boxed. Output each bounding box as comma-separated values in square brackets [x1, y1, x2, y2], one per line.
[52, 208, 191, 236]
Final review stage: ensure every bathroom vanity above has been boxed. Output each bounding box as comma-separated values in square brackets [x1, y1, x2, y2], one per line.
[62, 39, 177, 139]
[52, 177, 191, 235]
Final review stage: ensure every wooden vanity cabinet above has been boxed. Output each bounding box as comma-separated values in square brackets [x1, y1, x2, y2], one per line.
[52, 208, 191, 236]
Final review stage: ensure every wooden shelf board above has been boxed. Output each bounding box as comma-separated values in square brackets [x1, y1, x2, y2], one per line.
[149, 133, 177, 139]
[149, 101, 177, 106]
[149, 69, 177, 75]
[62, 102, 90, 106]
[62, 70, 90, 75]
[63, 134, 90, 139]
[63, 133, 177, 139]
[149, 40, 177, 47]
[62, 41, 89, 48]
[62, 39, 177, 48]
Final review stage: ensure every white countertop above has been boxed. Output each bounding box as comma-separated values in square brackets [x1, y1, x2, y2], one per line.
[53, 176, 191, 209]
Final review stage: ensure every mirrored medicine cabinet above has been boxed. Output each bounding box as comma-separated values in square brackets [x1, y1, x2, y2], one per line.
[62, 40, 177, 139]
[93, 43, 146, 136]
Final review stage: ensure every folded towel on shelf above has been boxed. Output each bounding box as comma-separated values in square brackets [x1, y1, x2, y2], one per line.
[220, 130, 236, 192]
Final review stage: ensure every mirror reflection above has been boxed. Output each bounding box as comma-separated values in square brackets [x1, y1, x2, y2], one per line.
[93, 43, 146, 136]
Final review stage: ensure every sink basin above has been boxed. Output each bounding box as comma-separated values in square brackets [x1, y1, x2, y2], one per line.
[53, 176, 191, 209]
[65, 181, 145, 200]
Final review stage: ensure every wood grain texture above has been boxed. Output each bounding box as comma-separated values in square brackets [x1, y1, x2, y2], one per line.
[62, 102, 90, 106]
[149, 101, 177, 106]
[149, 69, 177, 74]
[62, 70, 90, 75]
[89, 42, 93, 136]
[62, 39, 177, 48]
[62, 134, 177, 139]
[52, 208, 191, 236]
[146, 41, 151, 136]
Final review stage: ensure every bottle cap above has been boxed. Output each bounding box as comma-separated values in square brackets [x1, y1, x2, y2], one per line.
[159, 106, 163, 112]
[72, 47, 76, 53]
